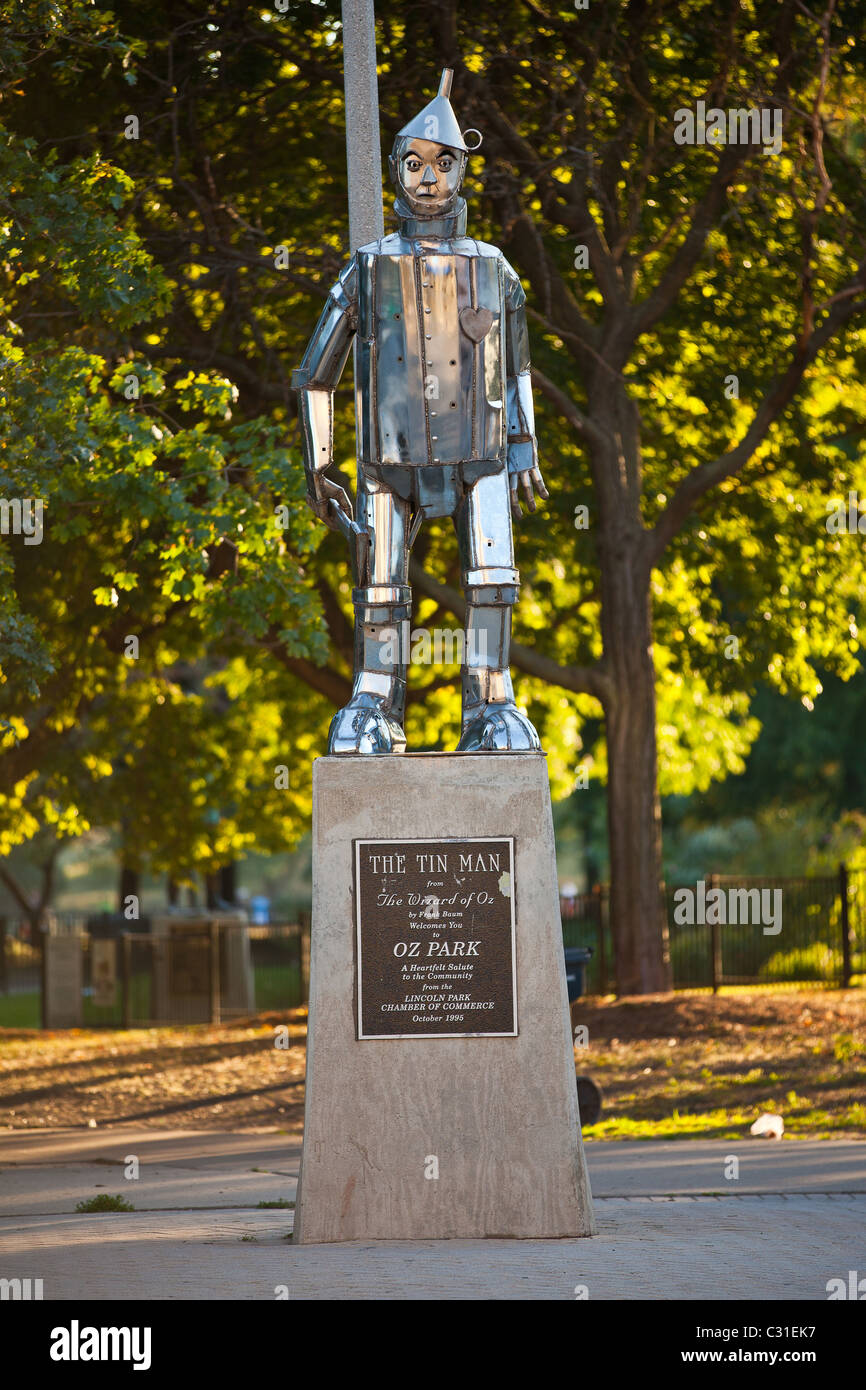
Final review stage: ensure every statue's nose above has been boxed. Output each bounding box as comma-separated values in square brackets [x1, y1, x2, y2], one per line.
[420, 164, 438, 186]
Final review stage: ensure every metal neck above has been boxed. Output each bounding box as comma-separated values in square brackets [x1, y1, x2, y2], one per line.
[393, 196, 467, 240]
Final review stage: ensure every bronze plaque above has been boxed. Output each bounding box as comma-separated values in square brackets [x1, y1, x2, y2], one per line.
[354, 837, 517, 1039]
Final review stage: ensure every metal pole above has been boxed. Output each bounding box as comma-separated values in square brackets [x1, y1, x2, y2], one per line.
[341, 0, 384, 252]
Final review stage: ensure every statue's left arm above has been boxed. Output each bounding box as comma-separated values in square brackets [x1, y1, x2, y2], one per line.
[291, 257, 358, 530]
[503, 257, 549, 519]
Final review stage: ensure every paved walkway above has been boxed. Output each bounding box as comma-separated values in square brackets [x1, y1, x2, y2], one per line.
[1, 1131, 864, 1299]
[2, 1197, 862, 1300]
[0, 1130, 300, 1217]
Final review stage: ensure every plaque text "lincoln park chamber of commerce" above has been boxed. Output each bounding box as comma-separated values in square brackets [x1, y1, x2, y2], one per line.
[354, 837, 517, 1039]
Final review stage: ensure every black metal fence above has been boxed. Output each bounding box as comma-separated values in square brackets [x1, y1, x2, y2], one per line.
[0, 916, 309, 1029]
[3, 867, 864, 1023]
[0, 920, 42, 1026]
[561, 866, 866, 994]
[561, 889, 612, 995]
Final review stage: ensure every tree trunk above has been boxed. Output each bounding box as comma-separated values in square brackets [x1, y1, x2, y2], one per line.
[602, 579, 671, 994]
[219, 863, 237, 906]
[593, 380, 671, 994]
[118, 864, 140, 915]
[205, 873, 219, 911]
[0, 847, 59, 936]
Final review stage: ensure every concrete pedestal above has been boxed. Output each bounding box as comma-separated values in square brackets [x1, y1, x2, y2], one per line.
[294, 754, 596, 1243]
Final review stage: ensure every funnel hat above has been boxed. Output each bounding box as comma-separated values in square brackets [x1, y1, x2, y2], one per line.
[396, 68, 468, 152]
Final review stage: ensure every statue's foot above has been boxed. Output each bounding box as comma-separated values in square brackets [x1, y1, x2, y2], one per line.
[328, 700, 407, 755]
[456, 702, 541, 753]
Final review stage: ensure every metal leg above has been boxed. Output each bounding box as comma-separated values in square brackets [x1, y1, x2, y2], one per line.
[455, 471, 541, 752]
[327, 473, 411, 754]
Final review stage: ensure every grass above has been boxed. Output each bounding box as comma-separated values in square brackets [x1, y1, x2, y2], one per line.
[0, 1012, 308, 1132]
[0, 976, 152, 1029]
[0, 965, 302, 1029]
[74, 1194, 135, 1212]
[2, 990, 862, 1142]
[256, 1199, 295, 1209]
[0, 991, 40, 1029]
[572, 990, 866, 1140]
[583, 1102, 866, 1141]
[253, 966, 302, 1011]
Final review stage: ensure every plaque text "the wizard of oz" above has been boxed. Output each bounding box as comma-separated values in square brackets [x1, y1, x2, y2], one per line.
[354, 837, 517, 1039]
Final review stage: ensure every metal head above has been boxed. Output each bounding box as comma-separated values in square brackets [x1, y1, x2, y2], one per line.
[389, 68, 478, 217]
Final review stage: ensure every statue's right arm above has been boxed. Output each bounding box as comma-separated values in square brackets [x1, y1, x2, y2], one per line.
[291, 257, 358, 528]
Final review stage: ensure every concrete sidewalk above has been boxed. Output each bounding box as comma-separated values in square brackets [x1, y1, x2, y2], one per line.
[1, 1131, 864, 1299]
[0, 1129, 301, 1217]
[586, 1137, 866, 1196]
[1, 1196, 862, 1300]
[1, 1130, 864, 1214]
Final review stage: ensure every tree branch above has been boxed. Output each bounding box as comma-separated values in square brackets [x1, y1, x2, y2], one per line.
[315, 577, 354, 665]
[0, 864, 35, 917]
[408, 560, 611, 706]
[263, 630, 352, 707]
[504, 217, 601, 365]
[530, 367, 610, 448]
[631, 143, 750, 341]
[36, 841, 62, 915]
[649, 264, 866, 563]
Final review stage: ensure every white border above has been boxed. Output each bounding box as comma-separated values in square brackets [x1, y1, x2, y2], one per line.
[355, 836, 518, 1039]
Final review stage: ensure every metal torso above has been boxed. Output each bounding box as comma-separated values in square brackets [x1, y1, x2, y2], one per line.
[354, 203, 508, 469]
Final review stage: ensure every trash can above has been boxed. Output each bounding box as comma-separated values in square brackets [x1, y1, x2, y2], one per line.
[576, 1074, 603, 1125]
[564, 945, 593, 1002]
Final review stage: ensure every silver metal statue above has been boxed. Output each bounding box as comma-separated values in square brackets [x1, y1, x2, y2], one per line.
[293, 68, 548, 754]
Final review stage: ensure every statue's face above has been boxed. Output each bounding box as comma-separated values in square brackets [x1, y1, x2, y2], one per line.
[391, 137, 465, 215]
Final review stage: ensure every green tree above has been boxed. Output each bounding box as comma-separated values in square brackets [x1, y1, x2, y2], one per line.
[0, 5, 327, 899]
[3, 1, 866, 994]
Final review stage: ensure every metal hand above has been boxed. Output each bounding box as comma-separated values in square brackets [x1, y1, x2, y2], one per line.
[306, 472, 354, 532]
[509, 465, 549, 520]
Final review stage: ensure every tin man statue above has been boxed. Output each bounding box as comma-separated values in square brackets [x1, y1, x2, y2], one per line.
[293, 68, 548, 754]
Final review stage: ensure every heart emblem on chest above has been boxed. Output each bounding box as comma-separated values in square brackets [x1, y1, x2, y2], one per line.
[458, 306, 496, 342]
